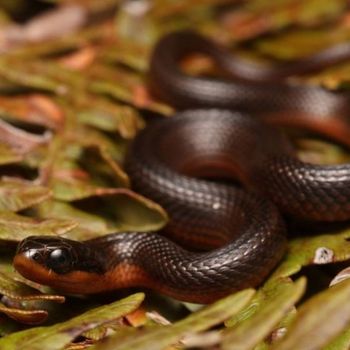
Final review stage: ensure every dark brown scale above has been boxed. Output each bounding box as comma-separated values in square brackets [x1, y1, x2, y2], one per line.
[150, 30, 350, 145]
[126, 110, 350, 221]
[14, 111, 288, 303]
[120, 110, 289, 302]
[259, 157, 350, 221]
[13, 30, 350, 303]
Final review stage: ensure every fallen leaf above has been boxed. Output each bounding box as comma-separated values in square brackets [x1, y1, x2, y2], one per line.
[92, 289, 255, 350]
[0, 178, 51, 212]
[272, 280, 350, 350]
[223, 278, 306, 350]
[0, 293, 145, 350]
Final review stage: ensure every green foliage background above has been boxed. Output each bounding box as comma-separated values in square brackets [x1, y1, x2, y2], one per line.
[1, 0, 350, 349]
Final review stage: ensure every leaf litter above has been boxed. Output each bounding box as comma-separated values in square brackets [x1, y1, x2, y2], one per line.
[1, 0, 350, 349]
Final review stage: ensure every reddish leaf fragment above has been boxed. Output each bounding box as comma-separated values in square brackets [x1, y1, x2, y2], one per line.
[221, 11, 271, 41]
[59, 46, 97, 71]
[132, 84, 155, 109]
[26, 95, 65, 129]
[125, 307, 147, 327]
[0, 94, 64, 130]
[219, 0, 347, 42]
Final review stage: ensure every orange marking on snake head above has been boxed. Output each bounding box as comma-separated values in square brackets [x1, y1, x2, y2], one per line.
[13, 236, 111, 294]
[13, 254, 107, 294]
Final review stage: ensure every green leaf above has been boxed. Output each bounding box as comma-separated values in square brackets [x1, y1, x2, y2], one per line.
[323, 328, 350, 350]
[272, 280, 350, 350]
[89, 79, 172, 116]
[271, 229, 350, 279]
[201, 0, 347, 42]
[101, 41, 150, 73]
[39, 188, 168, 235]
[0, 293, 145, 350]
[91, 289, 255, 350]
[0, 94, 64, 130]
[223, 278, 306, 350]
[0, 59, 66, 94]
[50, 147, 129, 196]
[77, 101, 145, 139]
[256, 26, 350, 60]
[0, 270, 64, 302]
[67, 125, 127, 162]
[0, 178, 51, 212]
[0, 302, 49, 325]
[36, 200, 111, 238]
[0, 211, 76, 242]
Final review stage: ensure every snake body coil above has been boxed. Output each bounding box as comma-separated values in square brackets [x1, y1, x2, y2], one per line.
[150, 30, 350, 145]
[13, 30, 350, 303]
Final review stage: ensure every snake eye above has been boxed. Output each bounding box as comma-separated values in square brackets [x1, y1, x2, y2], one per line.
[47, 248, 72, 273]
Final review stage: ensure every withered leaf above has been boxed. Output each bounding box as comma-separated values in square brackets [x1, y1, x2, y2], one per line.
[0, 211, 76, 242]
[0, 178, 51, 212]
[0, 293, 144, 350]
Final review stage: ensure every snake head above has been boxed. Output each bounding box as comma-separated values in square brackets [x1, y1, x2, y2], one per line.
[14, 236, 106, 294]
[15, 236, 80, 274]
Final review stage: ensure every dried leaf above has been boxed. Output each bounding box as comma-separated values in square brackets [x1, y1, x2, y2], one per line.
[272, 280, 350, 350]
[0, 94, 64, 130]
[0, 293, 145, 350]
[271, 229, 350, 279]
[0, 118, 51, 154]
[0, 145, 22, 166]
[220, 0, 347, 42]
[92, 289, 255, 350]
[0, 59, 68, 94]
[89, 79, 172, 115]
[0, 211, 75, 242]
[101, 41, 150, 72]
[0, 271, 64, 302]
[50, 146, 129, 192]
[0, 4, 87, 50]
[223, 278, 306, 350]
[330, 267, 350, 287]
[59, 46, 97, 71]
[48, 188, 168, 234]
[0, 178, 51, 212]
[35, 200, 113, 239]
[256, 24, 350, 60]
[1, 0, 350, 348]
[0, 267, 64, 325]
[0, 302, 49, 325]
[76, 101, 144, 139]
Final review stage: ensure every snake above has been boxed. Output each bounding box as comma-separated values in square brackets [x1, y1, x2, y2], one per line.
[13, 30, 350, 303]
